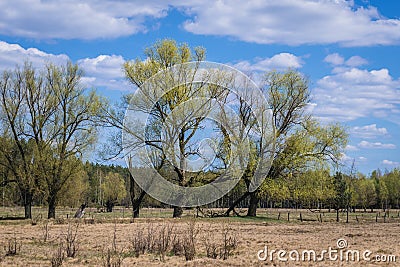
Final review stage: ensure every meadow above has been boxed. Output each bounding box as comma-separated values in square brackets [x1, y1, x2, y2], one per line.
[1, 207, 399, 266]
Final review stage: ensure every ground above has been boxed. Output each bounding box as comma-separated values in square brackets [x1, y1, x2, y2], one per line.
[0, 207, 399, 266]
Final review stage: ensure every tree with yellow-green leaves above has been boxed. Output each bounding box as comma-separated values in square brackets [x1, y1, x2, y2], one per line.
[106, 39, 231, 218]
[57, 160, 89, 208]
[348, 174, 375, 212]
[287, 168, 335, 209]
[0, 62, 107, 219]
[101, 172, 126, 212]
[225, 70, 348, 217]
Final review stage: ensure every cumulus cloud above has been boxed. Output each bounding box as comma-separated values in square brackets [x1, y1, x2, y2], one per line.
[0, 41, 128, 91]
[181, 0, 400, 46]
[351, 124, 388, 139]
[358, 141, 396, 149]
[312, 67, 400, 122]
[324, 53, 345, 66]
[77, 55, 132, 90]
[0, 41, 69, 71]
[0, 0, 169, 39]
[233, 53, 304, 72]
[324, 53, 368, 72]
[1, 1, 400, 46]
[346, 56, 368, 67]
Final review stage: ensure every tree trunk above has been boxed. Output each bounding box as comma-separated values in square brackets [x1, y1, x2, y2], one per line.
[48, 196, 56, 219]
[132, 190, 146, 218]
[24, 202, 32, 219]
[128, 159, 146, 218]
[22, 190, 33, 219]
[106, 200, 114, 212]
[225, 191, 250, 216]
[336, 209, 339, 222]
[173, 206, 183, 218]
[247, 191, 259, 217]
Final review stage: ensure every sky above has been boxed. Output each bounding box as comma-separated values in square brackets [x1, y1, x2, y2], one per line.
[0, 0, 399, 175]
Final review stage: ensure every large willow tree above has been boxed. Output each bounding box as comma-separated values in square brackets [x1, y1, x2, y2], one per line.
[225, 70, 348, 216]
[121, 39, 231, 218]
[0, 62, 106, 219]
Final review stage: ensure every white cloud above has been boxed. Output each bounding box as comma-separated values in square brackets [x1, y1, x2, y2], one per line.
[0, 0, 169, 39]
[312, 67, 400, 122]
[324, 53, 368, 70]
[1, 1, 400, 46]
[358, 141, 396, 149]
[345, 56, 368, 67]
[324, 53, 345, 66]
[340, 153, 368, 166]
[233, 53, 303, 72]
[381, 160, 400, 167]
[182, 0, 400, 46]
[351, 124, 388, 139]
[0, 41, 129, 91]
[77, 55, 132, 90]
[0, 41, 69, 71]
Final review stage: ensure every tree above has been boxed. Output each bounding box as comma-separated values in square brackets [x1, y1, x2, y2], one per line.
[127, 157, 146, 218]
[0, 62, 106, 218]
[117, 39, 235, 218]
[354, 176, 376, 212]
[57, 161, 89, 208]
[0, 136, 38, 218]
[378, 179, 389, 211]
[225, 70, 348, 217]
[0, 66, 48, 219]
[259, 177, 290, 206]
[382, 169, 400, 209]
[101, 172, 126, 212]
[289, 169, 335, 209]
[332, 172, 348, 222]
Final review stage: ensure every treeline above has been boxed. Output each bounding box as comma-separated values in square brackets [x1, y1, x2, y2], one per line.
[215, 169, 400, 212]
[0, 161, 138, 212]
[2, 161, 400, 216]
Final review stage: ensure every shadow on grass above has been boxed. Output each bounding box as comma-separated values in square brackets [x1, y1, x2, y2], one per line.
[0, 216, 26, 220]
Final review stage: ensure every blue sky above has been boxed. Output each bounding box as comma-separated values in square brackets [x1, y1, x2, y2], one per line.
[0, 0, 399, 175]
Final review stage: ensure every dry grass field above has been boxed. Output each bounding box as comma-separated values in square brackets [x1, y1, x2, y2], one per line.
[1, 207, 400, 266]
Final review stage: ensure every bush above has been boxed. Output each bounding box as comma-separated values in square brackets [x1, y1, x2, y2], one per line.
[51, 239, 65, 267]
[4, 234, 21, 256]
[182, 219, 198, 261]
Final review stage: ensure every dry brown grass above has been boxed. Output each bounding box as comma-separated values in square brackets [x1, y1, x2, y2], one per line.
[0, 212, 399, 266]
